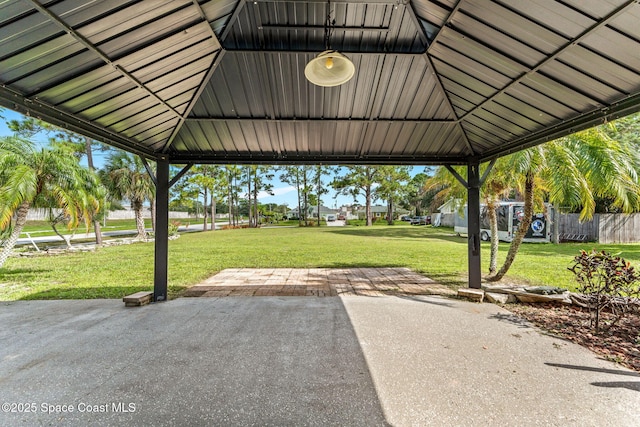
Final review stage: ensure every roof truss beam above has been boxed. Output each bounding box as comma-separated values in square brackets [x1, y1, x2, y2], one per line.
[168, 153, 468, 166]
[479, 92, 640, 161]
[184, 118, 457, 124]
[258, 25, 390, 33]
[443, 0, 638, 122]
[0, 85, 154, 157]
[27, 0, 191, 122]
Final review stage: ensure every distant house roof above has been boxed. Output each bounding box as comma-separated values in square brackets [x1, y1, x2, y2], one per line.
[357, 205, 410, 214]
[289, 206, 337, 215]
[438, 199, 464, 214]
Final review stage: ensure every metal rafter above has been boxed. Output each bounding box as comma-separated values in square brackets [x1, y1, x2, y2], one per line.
[220, 0, 247, 42]
[478, 92, 640, 161]
[191, 0, 223, 43]
[405, 1, 430, 47]
[184, 117, 457, 123]
[169, 163, 194, 188]
[223, 49, 426, 56]
[454, 0, 638, 122]
[251, 0, 397, 3]
[168, 153, 468, 165]
[424, 0, 464, 52]
[161, 50, 227, 153]
[27, 0, 185, 121]
[0, 85, 154, 158]
[140, 156, 157, 186]
[416, 0, 472, 155]
[420, 52, 474, 154]
[259, 25, 391, 32]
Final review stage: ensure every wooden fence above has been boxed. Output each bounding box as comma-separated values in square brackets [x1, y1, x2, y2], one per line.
[438, 211, 640, 244]
[553, 213, 640, 244]
[557, 214, 599, 242]
[597, 213, 640, 244]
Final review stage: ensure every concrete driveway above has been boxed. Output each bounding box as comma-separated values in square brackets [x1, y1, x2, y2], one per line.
[1, 296, 638, 426]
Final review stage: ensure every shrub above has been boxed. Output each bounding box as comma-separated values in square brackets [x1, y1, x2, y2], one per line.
[168, 220, 181, 237]
[568, 249, 640, 333]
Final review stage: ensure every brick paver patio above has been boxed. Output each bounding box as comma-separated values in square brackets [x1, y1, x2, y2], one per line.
[183, 268, 456, 297]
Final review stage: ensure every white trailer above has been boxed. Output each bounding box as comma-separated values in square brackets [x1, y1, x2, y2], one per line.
[454, 202, 551, 243]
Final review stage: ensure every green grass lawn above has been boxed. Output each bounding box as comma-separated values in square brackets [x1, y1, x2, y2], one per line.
[1, 225, 638, 301]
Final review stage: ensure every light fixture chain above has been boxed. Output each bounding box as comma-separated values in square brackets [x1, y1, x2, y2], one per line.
[324, 0, 335, 50]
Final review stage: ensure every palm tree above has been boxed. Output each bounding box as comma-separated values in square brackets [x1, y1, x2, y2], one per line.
[488, 126, 640, 281]
[103, 152, 155, 240]
[424, 163, 514, 274]
[426, 122, 640, 282]
[0, 136, 102, 267]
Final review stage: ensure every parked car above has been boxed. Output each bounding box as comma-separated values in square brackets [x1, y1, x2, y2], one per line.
[326, 214, 336, 222]
[400, 215, 412, 222]
[411, 215, 430, 225]
[337, 214, 346, 220]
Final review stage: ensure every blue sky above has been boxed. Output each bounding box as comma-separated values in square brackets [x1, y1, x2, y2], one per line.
[1, 108, 425, 209]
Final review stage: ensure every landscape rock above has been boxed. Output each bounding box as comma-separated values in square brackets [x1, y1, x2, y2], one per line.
[458, 288, 484, 302]
[515, 292, 572, 305]
[485, 292, 517, 304]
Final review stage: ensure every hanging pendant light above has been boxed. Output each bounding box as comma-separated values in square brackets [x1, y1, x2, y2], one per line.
[305, 50, 355, 87]
[305, 1, 355, 87]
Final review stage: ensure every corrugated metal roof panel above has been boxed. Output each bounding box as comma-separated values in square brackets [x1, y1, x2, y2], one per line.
[504, 0, 595, 39]
[224, 0, 426, 53]
[1, 0, 640, 164]
[542, 59, 624, 105]
[582, 27, 640, 73]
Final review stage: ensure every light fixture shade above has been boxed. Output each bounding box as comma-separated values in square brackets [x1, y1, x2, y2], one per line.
[304, 50, 355, 87]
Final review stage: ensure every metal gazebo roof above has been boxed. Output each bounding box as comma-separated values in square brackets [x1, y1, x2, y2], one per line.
[2, 0, 639, 166]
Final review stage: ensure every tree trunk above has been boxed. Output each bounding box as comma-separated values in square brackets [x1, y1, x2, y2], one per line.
[487, 200, 499, 275]
[296, 169, 302, 227]
[211, 196, 216, 231]
[51, 220, 72, 249]
[0, 201, 30, 268]
[253, 181, 259, 228]
[93, 219, 103, 245]
[84, 136, 104, 245]
[303, 171, 309, 226]
[133, 199, 147, 240]
[387, 198, 394, 225]
[84, 136, 95, 169]
[150, 198, 156, 232]
[488, 172, 534, 281]
[317, 167, 322, 227]
[247, 168, 253, 227]
[203, 187, 208, 231]
[228, 172, 233, 226]
[365, 187, 372, 226]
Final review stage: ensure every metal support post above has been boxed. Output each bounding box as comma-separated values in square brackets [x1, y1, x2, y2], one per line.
[467, 161, 482, 289]
[154, 157, 170, 302]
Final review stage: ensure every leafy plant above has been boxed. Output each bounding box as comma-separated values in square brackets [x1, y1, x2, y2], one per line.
[568, 249, 640, 333]
[169, 220, 181, 237]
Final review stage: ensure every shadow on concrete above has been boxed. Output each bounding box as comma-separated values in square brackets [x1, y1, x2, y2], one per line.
[591, 381, 640, 392]
[0, 298, 390, 426]
[545, 362, 640, 377]
[394, 294, 455, 307]
[488, 311, 534, 329]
